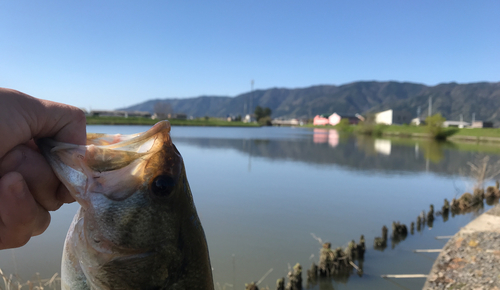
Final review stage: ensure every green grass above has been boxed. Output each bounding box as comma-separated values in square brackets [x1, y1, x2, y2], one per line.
[86, 116, 260, 127]
[453, 128, 500, 138]
[301, 124, 337, 129]
[379, 125, 428, 134]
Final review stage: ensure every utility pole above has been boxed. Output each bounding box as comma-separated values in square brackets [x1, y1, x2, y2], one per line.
[250, 79, 254, 115]
[428, 96, 432, 117]
[417, 106, 421, 118]
[472, 113, 475, 124]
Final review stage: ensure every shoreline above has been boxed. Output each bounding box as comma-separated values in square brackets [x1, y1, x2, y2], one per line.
[423, 204, 500, 289]
[85, 116, 260, 127]
[306, 125, 500, 145]
[86, 118, 500, 147]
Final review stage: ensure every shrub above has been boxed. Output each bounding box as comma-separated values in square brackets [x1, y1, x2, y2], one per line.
[335, 118, 353, 132]
[425, 113, 446, 140]
[258, 116, 272, 126]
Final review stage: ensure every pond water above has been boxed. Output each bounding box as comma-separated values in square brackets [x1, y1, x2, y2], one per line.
[1, 125, 498, 290]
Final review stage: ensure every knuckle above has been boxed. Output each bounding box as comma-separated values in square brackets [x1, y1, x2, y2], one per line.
[45, 199, 63, 211]
[72, 107, 87, 125]
[0, 146, 27, 174]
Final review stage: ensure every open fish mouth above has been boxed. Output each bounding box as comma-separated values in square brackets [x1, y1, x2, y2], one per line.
[38, 121, 173, 208]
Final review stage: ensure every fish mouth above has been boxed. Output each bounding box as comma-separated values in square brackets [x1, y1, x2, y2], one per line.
[38, 121, 172, 208]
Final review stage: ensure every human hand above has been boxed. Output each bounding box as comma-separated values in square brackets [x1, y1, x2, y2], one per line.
[0, 88, 86, 249]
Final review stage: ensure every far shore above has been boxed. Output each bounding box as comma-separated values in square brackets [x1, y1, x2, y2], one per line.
[304, 123, 500, 143]
[86, 116, 260, 127]
[86, 116, 500, 143]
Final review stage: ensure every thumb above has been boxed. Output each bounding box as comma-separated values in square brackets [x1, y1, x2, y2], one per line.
[0, 172, 51, 249]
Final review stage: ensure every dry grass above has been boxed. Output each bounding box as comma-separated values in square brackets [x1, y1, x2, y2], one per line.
[0, 269, 60, 290]
[464, 156, 500, 192]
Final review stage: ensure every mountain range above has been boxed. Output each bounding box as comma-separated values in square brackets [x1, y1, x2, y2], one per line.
[119, 81, 500, 123]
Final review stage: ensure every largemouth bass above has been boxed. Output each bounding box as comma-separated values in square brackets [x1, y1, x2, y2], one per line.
[39, 121, 214, 290]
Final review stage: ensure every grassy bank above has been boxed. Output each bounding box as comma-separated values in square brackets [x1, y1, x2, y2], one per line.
[307, 123, 500, 141]
[378, 125, 500, 142]
[86, 116, 260, 127]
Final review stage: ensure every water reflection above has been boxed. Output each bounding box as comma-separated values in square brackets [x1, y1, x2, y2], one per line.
[171, 133, 500, 177]
[313, 129, 339, 148]
[422, 141, 445, 163]
[3, 126, 500, 290]
[374, 139, 391, 155]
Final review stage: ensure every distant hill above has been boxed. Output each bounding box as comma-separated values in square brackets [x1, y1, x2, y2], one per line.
[118, 81, 500, 123]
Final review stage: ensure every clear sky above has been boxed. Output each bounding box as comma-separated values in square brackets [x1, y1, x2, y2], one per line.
[1, 1, 499, 110]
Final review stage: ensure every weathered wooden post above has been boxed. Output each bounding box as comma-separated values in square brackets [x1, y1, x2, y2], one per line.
[285, 263, 302, 290]
[276, 278, 285, 290]
[306, 263, 317, 283]
[356, 235, 365, 259]
[427, 204, 434, 221]
[245, 282, 259, 290]
[319, 243, 334, 276]
[374, 226, 388, 251]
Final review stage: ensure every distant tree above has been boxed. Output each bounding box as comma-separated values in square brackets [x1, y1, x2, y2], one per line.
[363, 113, 376, 125]
[154, 102, 173, 119]
[356, 113, 385, 136]
[254, 106, 263, 120]
[235, 115, 242, 122]
[425, 113, 446, 140]
[258, 116, 272, 126]
[335, 118, 352, 132]
[263, 107, 271, 118]
[254, 106, 272, 124]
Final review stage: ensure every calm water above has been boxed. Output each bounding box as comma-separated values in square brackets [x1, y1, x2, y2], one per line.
[0, 125, 497, 290]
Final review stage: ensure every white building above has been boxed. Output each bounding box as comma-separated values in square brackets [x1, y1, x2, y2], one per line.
[271, 118, 302, 126]
[470, 121, 493, 128]
[411, 118, 424, 126]
[244, 114, 256, 123]
[375, 110, 412, 125]
[443, 121, 470, 128]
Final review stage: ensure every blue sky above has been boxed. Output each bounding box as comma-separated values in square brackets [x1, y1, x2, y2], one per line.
[1, 1, 499, 110]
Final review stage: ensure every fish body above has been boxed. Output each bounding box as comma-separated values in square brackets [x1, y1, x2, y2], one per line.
[39, 121, 214, 290]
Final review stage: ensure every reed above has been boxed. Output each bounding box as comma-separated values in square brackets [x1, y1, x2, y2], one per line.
[0, 269, 60, 290]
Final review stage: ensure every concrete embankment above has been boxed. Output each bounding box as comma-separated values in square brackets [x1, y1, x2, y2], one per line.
[423, 204, 500, 290]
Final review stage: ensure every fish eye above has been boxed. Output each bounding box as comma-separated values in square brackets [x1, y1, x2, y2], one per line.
[151, 175, 176, 197]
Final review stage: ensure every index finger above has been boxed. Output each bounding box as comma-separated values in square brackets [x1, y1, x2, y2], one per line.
[36, 98, 87, 145]
[0, 88, 87, 158]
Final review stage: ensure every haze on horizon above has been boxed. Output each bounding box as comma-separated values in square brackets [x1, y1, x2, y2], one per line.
[1, 1, 499, 111]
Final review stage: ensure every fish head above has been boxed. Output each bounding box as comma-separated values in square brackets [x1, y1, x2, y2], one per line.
[38, 121, 213, 289]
